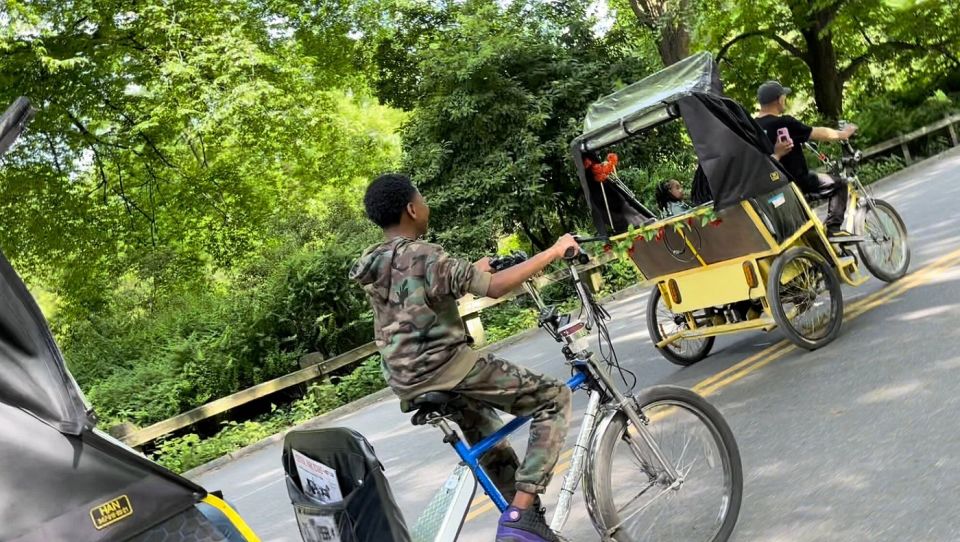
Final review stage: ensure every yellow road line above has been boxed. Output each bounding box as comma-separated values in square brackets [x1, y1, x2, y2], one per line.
[464, 247, 960, 523]
[697, 247, 960, 396]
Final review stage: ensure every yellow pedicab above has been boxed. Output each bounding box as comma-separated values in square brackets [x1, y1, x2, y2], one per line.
[570, 53, 910, 365]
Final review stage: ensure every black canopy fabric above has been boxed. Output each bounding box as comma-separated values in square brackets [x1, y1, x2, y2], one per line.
[570, 144, 657, 237]
[0, 96, 34, 158]
[2, 410, 205, 541]
[0, 98, 93, 435]
[1, 98, 220, 541]
[679, 93, 791, 209]
[572, 54, 792, 234]
[0, 251, 94, 434]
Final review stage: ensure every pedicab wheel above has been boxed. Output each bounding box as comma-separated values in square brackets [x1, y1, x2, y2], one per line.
[588, 385, 743, 542]
[768, 247, 843, 350]
[857, 199, 910, 282]
[647, 286, 715, 366]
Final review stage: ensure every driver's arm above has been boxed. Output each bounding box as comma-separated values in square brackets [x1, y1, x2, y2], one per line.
[486, 235, 579, 298]
[810, 125, 857, 142]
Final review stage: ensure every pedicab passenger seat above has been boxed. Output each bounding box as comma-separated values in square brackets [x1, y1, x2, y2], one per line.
[283, 427, 411, 542]
[746, 184, 810, 244]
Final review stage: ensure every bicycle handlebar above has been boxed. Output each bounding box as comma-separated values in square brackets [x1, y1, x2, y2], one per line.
[563, 247, 590, 265]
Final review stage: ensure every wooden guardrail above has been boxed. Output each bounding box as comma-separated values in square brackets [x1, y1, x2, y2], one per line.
[120, 252, 615, 447]
[861, 113, 960, 163]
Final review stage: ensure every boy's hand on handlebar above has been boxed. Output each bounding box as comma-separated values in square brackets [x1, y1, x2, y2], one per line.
[552, 234, 580, 260]
[840, 123, 858, 140]
[473, 256, 493, 274]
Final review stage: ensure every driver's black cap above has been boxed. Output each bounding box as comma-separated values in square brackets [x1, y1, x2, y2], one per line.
[757, 81, 791, 105]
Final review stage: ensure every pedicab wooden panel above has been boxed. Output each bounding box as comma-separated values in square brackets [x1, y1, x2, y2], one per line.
[665, 260, 765, 313]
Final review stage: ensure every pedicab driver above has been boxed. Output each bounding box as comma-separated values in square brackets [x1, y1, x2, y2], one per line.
[754, 81, 858, 236]
[350, 173, 574, 542]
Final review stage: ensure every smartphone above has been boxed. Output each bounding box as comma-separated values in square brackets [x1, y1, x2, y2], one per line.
[776, 127, 792, 144]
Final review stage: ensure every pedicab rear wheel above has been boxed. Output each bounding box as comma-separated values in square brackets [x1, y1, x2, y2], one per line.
[768, 247, 843, 350]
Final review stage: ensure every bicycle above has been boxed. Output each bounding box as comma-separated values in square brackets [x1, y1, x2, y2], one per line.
[407, 240, 743, 542]
[803, 134, 910, 282]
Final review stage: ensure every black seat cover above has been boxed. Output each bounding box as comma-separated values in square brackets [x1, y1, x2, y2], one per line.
[282, 427, 411, 542]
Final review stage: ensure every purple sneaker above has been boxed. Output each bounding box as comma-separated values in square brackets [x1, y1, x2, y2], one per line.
[495, 506, 560, 542]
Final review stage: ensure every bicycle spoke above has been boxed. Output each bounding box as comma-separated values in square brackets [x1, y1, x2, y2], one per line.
[600, 398, 736, 542]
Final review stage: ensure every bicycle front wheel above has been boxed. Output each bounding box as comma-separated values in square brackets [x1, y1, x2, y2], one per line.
[857, 199, 910, 282]
[586, 386, 742, 542]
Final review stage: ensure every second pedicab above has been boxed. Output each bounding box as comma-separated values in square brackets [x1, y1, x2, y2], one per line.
[570, 53, 910, 365]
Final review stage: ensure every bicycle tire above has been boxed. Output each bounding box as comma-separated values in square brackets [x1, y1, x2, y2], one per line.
[646, 286, 714, 366]
[857, 199, 910, 282]
[586, 385, 742, 542]
[768, 246, 843, 350]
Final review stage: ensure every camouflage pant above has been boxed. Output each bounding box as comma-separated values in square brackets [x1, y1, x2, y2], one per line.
[448, 354, 572, 496]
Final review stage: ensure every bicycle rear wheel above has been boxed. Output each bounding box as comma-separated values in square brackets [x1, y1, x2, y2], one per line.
[586, 386, 742, 542]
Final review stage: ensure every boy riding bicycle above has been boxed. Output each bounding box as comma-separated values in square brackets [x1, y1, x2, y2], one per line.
[350, 173, 576, 542]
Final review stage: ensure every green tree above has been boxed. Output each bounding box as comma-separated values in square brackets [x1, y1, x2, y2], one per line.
[699, 0, 960, 119]
[0, 0, 399, 316]
[400, 0, 659, 253]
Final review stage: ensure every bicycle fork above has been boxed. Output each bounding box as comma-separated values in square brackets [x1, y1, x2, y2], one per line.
[589, 357, 682, 484]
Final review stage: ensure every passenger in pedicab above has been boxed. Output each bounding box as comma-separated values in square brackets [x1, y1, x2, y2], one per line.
[754, 80, 859, 236]
[655, 179, 691, 217]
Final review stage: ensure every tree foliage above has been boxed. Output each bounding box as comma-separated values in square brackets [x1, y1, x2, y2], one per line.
[399, 0, 661, 253]
[696, 0, 960, 118]
[0, 0, 400, 315]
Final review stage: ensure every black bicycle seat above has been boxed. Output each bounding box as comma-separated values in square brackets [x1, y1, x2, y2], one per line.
[411, 391, 460, 407]
[410, 391, 463, 426]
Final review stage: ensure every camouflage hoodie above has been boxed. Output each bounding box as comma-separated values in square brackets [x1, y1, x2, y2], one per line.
[349, 237, 492, 399]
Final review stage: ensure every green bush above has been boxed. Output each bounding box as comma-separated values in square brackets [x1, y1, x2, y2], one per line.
[483, 303, 540, 344]
[852, 90, 958, 147]
[859, 155, 907, 185]
[151, 358, 386, 473]
[64, 240, 376, 427]
[335, 357, 387, 404]
[601, 256, 641, 294]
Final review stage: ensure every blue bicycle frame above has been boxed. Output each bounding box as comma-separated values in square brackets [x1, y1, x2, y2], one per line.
[449, 369, 589, 512]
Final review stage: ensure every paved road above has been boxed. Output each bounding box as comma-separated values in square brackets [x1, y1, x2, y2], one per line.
[193, 148, 960, 541]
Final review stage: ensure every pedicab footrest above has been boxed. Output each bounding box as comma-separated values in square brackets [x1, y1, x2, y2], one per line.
[657, 317, 777, 348]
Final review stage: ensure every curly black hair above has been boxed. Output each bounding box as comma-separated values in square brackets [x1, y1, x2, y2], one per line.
[654, 180, 675, 213]
[363, 173, 418, 228]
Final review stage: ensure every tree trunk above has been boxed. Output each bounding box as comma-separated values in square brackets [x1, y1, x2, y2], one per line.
[800, 28, 844, 120]
[656, 12, 691, 66]
[792, 2, 844, 120]
[519, 219, 547, 250]
[628, 0, 690, 67]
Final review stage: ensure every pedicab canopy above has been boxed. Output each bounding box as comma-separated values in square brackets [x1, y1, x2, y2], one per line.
[0, 98, 221, 542]
[572, 52, 791, 236]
